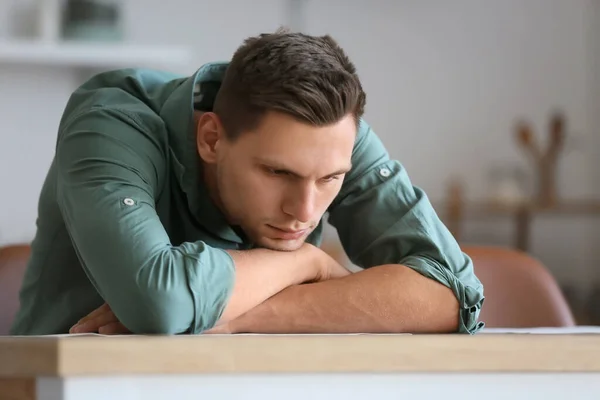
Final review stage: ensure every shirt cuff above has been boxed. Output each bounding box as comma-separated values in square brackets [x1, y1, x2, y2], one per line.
[400, 255, 485, 334]
[181, 242, 236, 333]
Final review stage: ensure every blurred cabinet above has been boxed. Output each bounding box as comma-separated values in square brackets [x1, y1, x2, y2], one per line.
[0, 0, 191, 70]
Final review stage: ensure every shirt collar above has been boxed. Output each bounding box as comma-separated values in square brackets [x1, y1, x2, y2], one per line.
[159, 61, 244, 244]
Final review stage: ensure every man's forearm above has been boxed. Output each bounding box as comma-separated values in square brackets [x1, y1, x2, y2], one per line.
[228, 264, 459, 334]
[216, 245, 321, 325]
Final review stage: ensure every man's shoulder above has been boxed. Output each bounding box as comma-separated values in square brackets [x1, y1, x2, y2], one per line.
[349, 118, 389, 166]
[58, 68, 187, 133]
[76, 68, 186, 98]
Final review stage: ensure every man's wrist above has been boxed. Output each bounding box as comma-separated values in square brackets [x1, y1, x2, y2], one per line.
[297, 243, 327, 283]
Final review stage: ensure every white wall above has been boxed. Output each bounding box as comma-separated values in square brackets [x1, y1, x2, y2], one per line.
[305, 0, 595, 201]
[0, 0, 287, 244]
[301, 0, 600, 296]
[0, 1, 598, 294]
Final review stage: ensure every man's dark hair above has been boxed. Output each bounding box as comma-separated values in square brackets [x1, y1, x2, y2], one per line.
[213, 28, 366, 139]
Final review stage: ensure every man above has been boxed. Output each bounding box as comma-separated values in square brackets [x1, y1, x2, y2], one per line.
[10, 30, 484, 336]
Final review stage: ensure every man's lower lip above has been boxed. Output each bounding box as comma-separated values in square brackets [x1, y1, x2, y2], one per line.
[268, 226, 307, 240]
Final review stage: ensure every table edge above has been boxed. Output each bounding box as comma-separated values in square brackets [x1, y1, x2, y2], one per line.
[2, 334, 600, 376]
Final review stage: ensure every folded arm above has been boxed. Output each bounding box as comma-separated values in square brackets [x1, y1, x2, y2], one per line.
[215, 244, 349, 325]
[219, 263, 458, 334]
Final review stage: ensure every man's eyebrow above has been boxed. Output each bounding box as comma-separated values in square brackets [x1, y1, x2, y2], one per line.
[322, 166, 353, 178]
[253, 157, 352, 179]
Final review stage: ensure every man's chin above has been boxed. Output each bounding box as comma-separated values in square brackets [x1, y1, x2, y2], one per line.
[255, 237, 305, 252]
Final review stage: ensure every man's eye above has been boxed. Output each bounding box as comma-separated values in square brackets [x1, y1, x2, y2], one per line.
[321, 175, 340, 183]
[269, 169, 289, 176]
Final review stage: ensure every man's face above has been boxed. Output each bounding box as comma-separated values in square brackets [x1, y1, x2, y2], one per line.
[198, 111, 356, 251]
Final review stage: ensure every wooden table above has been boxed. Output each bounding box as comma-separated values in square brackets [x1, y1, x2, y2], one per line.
[2, 330, 600, 400]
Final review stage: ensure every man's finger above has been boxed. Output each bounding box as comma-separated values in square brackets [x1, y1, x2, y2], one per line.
[74, 303, 111, 326]
[70, 306, 118, 333]
[98, 322, 131, 335]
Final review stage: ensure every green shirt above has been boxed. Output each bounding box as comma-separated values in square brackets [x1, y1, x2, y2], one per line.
[10, 62, 484, 335]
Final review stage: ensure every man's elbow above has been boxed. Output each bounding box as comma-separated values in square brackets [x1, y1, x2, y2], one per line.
[387, 263, 461, 333]
[114, 292, 194, 334]
[423, 273, 461, 333]
[108, 250, 233, 334]
[115, 283, 231, 334]
[438, 293, 460, 332]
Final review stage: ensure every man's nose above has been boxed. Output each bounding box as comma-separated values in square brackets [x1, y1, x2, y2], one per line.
[282, 184, 316, 224]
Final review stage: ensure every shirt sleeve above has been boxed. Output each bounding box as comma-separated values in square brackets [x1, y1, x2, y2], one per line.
[327, 120, 485, 334]
[55, 106, 235, 334]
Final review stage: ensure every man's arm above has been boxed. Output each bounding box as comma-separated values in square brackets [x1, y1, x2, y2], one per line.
[57, 105, 346, 334]
[327, 120, 484, 334]
[213, 264, 458, 334]
[212, 245, 349, 325]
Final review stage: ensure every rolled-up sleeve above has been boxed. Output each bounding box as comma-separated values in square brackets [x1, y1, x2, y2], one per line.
[327, 120, 484, 334]
[55, 106, 235, 334]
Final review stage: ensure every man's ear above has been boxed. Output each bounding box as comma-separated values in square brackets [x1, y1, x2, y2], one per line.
[195, 112, 223, 164]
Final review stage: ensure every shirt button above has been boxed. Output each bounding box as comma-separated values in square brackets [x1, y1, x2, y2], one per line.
[379, 168, 391, 177]
[123, 198, 135, 206]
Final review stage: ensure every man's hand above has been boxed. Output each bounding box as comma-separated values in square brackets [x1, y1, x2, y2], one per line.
[69, 303, 131, 335]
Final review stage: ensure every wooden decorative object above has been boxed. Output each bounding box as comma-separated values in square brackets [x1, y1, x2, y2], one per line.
[515, 111, 566, 208]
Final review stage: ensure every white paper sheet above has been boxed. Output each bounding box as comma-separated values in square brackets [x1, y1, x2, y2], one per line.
[480, 326, 600, 334]
[7, 326, 600, 338]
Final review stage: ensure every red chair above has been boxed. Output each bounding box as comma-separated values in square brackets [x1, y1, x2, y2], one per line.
[0, 244, 30, 335]
[463, 245, 576, 328]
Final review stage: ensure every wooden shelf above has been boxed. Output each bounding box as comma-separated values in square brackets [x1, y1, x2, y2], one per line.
[443, 199, 600, 217]
[436, 198, 600, 252]
[0, 40, 192, 69]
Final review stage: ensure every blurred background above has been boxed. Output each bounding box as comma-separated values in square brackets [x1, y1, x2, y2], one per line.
[0, 0, 599, 324]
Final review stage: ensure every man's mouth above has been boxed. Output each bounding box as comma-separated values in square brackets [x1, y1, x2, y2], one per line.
[267, 225, 309, 240]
